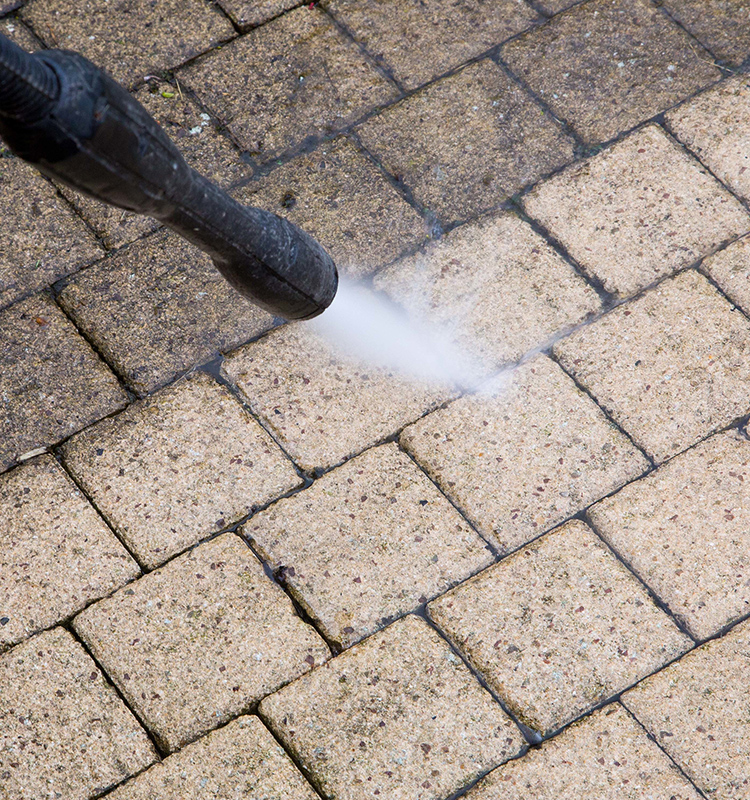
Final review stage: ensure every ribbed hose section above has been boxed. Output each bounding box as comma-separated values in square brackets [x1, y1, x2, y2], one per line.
[0, 32, 58, 122]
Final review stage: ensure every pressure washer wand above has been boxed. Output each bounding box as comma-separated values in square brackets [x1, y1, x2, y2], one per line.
[0, 32, 338, 319]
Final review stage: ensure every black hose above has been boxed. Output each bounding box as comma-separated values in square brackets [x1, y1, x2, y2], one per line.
[0, 33, 59, 123]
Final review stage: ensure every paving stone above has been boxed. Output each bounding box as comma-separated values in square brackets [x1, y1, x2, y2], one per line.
[74, 533, 329, 753]
[589, 431, 750, 641]
[236, 136, 428, 278]
[58, 230, 273, 395]
[0, 294, 128, 474]
[430, 521, 691, 736]
[61, 372, 301, 569]
[259, 614, 524, 800]
[703, 235, 750, 314]
[247, 443, 493, 648]
[465, 703, 701, 800]
[215, 0, 299, 30]
[622, 619, 750, 800]
[357, 59, 575, 226]
[0, 627, 157, 800]
[502, 0, 721, 144]
[221, 322, 453, 471]
[0, 157, 103, 309]
[323, 0, 539, 90]
[661, 0, 750, 66]
[666, 75, 750, 205]
[374, 211, 600, 377]
[180, 7, 397, 162]
[533, 0, 578, 13]
[2, 16, 41, 50]
[554, 270, 750, 464]
[105, 715, 319, 800]
[400, 354, 648, 554]
[23, 0, 234, 88]
[524, 124, 750, 299]
[0, 456, 139, 652]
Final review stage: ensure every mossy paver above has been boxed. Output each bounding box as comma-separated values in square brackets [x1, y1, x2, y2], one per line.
[260, 614, 524, 800]
[74, 533, 330, 753]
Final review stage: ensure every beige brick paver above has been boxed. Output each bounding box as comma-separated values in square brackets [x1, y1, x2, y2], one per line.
[0, 294, 128, 474]
[703, 235, 750, 314]
[61, 372, 301, 569]
[502, 0, 720, 144]
[215, 0, 298, 30]
[429, 521, 691, 736]
[0, 627, 157, 800]
[466, 703, 701, 800]
[357, 59, 575, 226]
[246, 442, 494, 648]
[259, 614, 524, 800]
[0, 455, 139, 651]
[180, 6, 397, 161]
[374, 211, 600, 378]
[2, 17, 40, 50]
[74, 533, 329, 753]
[401, 354, 648, 554]
[622, 619, 750, 800]
[524, 124, 750, 299]
[554, 269, 750, 464]
[58, 230, 272, 395]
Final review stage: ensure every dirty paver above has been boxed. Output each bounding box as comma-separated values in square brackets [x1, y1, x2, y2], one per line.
[215, 0, 299, 31]
[74, 533, 330, 753]
[259, 614, 524, 800]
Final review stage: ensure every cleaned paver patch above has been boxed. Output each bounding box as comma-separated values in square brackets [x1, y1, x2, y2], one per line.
[0, 293, 128, 474]
[0, 627, 157, 800]
[74, 533, 330, 753]
[247, 442, 493, 648]
[374, 211, 600, 377]
[180, 6, 397, 161]
[524, 125, 750, 299]
[429, 521, 691, 737]
[222, 322, 453, 471]
[703, 235, 750, 314]
[466, 703, 701, 799]
[323, 0, 538, 90]
[61, 372, 301, 569]
[502, 0, 720, 144]
[623, 619, 750, 800]
[554, 269, 750, 464]
[58, 230, 273, 396]
[0, 456, 139, 652]
[589, 430, 750, 641]
[661, 0, 750, 66]
[357, 59, 575, 226]
[260, 614, 524, 800]
[400, 354, 648, 554]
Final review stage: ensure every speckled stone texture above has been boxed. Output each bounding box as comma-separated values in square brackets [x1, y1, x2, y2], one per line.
[246, 443, 493, 648]
[703, 235, 750, 314]
[216, 0, 299, 29]
[374, 211, 600, 378]
[666, 75, 750, 205]
[0, 157, 103, 309]
[622, 620, 750, 800]
[22, 0, 234, 87]
[0, 456, 139, 651]
[260, 614, 524, 800]
[357, 59, 575, 226]
[400, 355, 648, 554]
[430, 521, 691, 736]
[661, 0, 750, 66]
[0, 294, 128, 474]
[0, 627, 157, 800]
[61, 372, 301, 569]
[106, 715, 319, 799]
[57, 230, 273, 396]
[221, 322, 453, 471]
[74, 534, 330, 753]
[589, 431, 750, 641]
[524, 125, 750, 299]
[466, 703, 701, 799]
[2, 16, 40, 50]
[502, 0, 720, 144]
[323, 0, 538, 90]
[236, 136, 427, 278]
[180, 6, 397, 161]
[555, 270, 750, 464]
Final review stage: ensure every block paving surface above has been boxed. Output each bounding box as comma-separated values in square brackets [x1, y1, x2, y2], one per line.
[6, 1, 750, 798]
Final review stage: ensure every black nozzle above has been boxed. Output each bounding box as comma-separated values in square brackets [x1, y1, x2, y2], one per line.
[0, 33, 59, 123]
